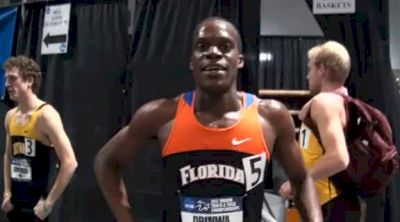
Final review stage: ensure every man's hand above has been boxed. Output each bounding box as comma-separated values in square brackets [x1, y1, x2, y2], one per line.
[1, 193, 13, 213]
[279, 181, 294, 200]
[33, 198, 53, 220]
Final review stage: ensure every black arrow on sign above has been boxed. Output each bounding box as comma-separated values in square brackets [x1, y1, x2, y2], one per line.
[43, 33, 67, 47]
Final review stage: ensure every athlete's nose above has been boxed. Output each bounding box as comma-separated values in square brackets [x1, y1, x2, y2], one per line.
[205, 45, 222, 59]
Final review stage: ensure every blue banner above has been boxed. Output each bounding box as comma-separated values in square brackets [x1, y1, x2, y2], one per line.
[0, 6, 17, 99]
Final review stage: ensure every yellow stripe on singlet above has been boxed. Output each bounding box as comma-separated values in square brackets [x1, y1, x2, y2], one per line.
[8, 104, 47, 141]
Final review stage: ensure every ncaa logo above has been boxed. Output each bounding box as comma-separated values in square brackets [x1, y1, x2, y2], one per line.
[59, 43, 67, 52]
[195, 200, 210, 212]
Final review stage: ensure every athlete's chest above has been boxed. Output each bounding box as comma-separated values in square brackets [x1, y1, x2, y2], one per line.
[11, 113, 50, 147]
[195, 110, 242, 128]
[157, 112, 249, 148]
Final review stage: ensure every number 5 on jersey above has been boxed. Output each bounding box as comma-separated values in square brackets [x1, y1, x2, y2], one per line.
[242, 153, 266, 191]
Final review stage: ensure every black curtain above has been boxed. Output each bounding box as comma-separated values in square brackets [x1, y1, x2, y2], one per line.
[124, 0, 259, 221]
[0, 1, 129, 221]
[259, 37, 325, 90]
[304, 1, 400, 221]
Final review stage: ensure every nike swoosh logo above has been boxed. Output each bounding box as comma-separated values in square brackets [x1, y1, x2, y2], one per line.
[231, 137, 252, 146]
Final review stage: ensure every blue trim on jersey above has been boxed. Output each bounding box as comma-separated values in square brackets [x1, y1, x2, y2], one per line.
[245, 93, 255, 108]
[183, 91, 194, 106]
[184, 91, 255, 107]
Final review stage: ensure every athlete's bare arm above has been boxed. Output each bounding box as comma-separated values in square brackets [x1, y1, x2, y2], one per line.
[259, 100, 322, 222]
[306, 93, 349, 180]
[94, 98, 178, 222]
[34, 105, 77, 219]
[2, 108, 17, 213]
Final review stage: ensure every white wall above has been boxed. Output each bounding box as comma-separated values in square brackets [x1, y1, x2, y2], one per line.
[128, 0, 136, 35]
[390, 0, 400, 70]
[260, 0, 323, 36]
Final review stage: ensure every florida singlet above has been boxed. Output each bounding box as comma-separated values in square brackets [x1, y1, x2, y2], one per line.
[8, 104, 52, 207]
[162, 92, 270, 222]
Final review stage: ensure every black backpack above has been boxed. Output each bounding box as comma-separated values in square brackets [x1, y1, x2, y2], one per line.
[305, 94, 400, 195]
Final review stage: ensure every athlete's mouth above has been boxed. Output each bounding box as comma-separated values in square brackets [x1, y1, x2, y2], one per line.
[201, 64, 227, 72]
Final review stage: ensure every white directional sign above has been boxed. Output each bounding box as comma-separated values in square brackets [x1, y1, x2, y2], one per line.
[41, 3, 71, 55]
[313, 0, 355, 14]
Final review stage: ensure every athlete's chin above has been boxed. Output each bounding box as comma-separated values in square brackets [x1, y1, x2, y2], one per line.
[8, 94, 18, 101]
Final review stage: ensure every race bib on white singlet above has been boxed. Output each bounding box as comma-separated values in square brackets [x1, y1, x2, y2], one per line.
[180, 196, 243, 222]
[11, 158, 32, 181]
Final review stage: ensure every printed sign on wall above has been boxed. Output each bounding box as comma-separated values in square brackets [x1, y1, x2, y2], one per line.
[313, 0, 355, 14]
[41, 3, 71, 55]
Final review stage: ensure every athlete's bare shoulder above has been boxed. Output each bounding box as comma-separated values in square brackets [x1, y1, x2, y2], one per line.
[4, 107, 18, 131]
[310, 93, 345, 119]
[257, 98, 296, 155]
[300, 92, 345, 120]
[258, 99, 291, 120]
[129, 95, 180, 131]
[257, 99, 294, 135]
[5, 107, 17, 119]
[312, 93, 344, 109]
[34, 103, 64, 132]
[39, 103, 59, 118]
[136, 96, 179, 119]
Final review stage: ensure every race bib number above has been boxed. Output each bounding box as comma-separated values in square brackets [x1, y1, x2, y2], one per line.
[12, 138, 36, 157]
[299, 126, 311, 149]
[24, 138, 36, 157]
[242, 153, 266, 191]
[180, 196, 243, 222]
[11, 158, 32, 181]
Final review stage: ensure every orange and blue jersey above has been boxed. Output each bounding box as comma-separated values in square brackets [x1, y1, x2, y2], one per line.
[162, 91, 270, 222]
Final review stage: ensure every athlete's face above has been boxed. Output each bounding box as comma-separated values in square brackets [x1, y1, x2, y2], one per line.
[190, 20, 244, 95]
[5, 68, 32, 102]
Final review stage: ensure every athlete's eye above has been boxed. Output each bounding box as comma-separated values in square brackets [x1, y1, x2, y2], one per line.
[219, 42, 232, 53]
[196, 43, 208, 52]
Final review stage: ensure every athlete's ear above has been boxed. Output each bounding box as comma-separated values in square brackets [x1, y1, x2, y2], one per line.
[190, 61, 193, 70]
[26, 76, 34, 87]
[317, 64, 327, 77]
[237, 54, 244, 69]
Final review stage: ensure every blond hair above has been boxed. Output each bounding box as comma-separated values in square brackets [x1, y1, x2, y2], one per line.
[308, 41, 351, 83]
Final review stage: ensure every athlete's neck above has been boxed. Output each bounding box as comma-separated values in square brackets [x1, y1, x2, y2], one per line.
[320, 84, 347, 95]
[17, 94, 43, 113]
[194, 91, 242, 116]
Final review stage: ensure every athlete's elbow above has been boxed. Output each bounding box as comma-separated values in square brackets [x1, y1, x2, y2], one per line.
[94, 149, 107, 173]
[69, 159, 78, 172]
[337, 153, 350, 171]
[94, 148, 116, 174]
[62, 158, 78, 175]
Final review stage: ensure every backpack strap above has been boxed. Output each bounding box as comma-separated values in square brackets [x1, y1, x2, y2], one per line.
[302, 104, 320, 141]
[327, 92, 351, 136]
